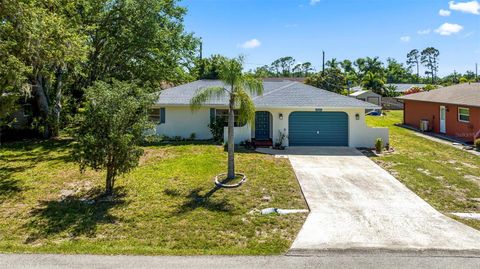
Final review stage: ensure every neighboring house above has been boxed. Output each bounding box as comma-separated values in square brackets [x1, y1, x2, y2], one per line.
[398, 83, 480, 143]
[386, 83, 426, 93]
[153, 80, 389, 147]
[349, 90, 381, 106]
[351, 84, 426, 94]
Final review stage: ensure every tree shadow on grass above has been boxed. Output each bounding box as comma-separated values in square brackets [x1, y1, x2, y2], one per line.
[24, 187, 128, 243]
[1, 138, 75, 164]
[165, 186, 234, 215]
[0, 176, 22, 202]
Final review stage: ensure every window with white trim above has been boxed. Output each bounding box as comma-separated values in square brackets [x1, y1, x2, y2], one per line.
[458, 107, 470, 123]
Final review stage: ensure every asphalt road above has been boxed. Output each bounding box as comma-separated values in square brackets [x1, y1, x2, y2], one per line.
[1, 253, 480, 269]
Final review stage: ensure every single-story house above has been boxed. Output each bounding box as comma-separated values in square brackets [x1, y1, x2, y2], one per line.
[351, 84, 427, 94]
[398, 83, 480, 143]
[386, 83, 426, 93]
[153, 80, 389, 147]
[349, 90, 382, 106]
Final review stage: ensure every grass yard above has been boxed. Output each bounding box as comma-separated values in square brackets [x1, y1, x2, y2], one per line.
[0, 140, 307, 255]
[367, 111, 480, 230]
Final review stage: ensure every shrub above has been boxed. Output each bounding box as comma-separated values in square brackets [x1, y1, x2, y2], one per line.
[142, 134, 165, 145]
[403, 87, 423, 95]
[475, 139, 480, 151]
[375, 138, 383, 153]
[208, 118, 224, 142]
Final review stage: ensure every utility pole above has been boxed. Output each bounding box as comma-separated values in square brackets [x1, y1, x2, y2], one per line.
[475, 63, 478, 79]
[453, 69, 457, 84]
[199, 41, 203, 60]
[322, 51, 325, 74]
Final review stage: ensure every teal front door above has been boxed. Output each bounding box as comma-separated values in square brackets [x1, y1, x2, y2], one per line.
[255, 111, 270, 140]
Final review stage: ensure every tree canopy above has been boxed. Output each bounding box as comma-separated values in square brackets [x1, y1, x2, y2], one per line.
[0, 0, 199, 139]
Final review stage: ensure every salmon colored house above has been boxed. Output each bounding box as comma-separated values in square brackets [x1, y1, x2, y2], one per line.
[398, 83, 480, 143]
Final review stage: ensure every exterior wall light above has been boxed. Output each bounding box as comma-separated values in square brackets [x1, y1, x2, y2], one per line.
[279, 113, 283, 120]
[355, 113, 360, 120]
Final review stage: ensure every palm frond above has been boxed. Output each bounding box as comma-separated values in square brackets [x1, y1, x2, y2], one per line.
[243, 75, 264, 96]
[190, 86, 226, 110]
[236, 90, 256, 124]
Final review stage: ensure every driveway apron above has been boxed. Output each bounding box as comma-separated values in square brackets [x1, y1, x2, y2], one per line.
[286, 147, 480, 255]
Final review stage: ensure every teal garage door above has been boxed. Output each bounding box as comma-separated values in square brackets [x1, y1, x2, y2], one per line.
[289, 112, 349, 146]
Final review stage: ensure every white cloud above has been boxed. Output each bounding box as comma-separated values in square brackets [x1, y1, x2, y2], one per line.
[400, 36, 411, 42]
[449, 1, 480, 15]
[239, 39, 261, 49]
[434, 23, 464, 35]
[310, 0, 321, 5]
[417, 29, 431, 35]
[439, 9, 451, 16]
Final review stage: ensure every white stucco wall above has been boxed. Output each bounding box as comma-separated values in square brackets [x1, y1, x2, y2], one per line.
[223, 125, 252, 144]
[255, 107, 389, 148]
[155, 106, 389, 148]
[155, 106, 213, 139]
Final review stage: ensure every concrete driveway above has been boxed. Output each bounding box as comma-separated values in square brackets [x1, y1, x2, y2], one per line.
[265, 147, 480, 255]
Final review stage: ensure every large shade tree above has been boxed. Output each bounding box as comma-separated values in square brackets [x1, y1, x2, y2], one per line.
[190, 57, 263, 180]
[305, 67, 346, 94]
[1, 0, 198, 139]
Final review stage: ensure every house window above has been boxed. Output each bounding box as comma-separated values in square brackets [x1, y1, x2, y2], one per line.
[215, 109, 246, 127]
[160, 108, 165, 124]
[148, 108, 160, 123]
[458, 107, 470, 123]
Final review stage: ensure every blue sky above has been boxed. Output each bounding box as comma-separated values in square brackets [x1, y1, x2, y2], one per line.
[181, 0, 480, 77]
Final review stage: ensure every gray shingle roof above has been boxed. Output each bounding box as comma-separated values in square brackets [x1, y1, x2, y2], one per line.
[352, 84, 427, 93]
[156, 80, 379, 109]
[398, 83, 480, 107]
[386, 83, 426, 92]
[349, 90, 381, 97]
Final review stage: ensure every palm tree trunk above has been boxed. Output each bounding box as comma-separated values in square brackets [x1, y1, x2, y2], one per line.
[227, 94, 235, 180]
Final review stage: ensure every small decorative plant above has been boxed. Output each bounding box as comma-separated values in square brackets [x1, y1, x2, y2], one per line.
[375, 138, 383, 153]
[274, 130, 287, 150]
[475, 139, 480, 151]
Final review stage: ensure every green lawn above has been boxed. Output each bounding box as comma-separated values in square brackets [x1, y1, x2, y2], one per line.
[0, 140, 307, 255]
[367, 111, 480, 230]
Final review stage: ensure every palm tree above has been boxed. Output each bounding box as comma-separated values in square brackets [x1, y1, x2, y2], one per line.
[326, 58, 339, 69]
[190, 56, 263, 180]
[361, 71, 385, 95]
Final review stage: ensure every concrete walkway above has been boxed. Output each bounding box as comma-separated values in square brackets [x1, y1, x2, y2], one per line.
[257, 147, 480, 255]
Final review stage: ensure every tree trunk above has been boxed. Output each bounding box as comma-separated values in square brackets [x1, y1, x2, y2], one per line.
[227, 92, 235, 180]
[33, 74, 51, 138]
[105, 165, 115, 196]
[52, 68, 64, 137]
[416, 62, 419, 80]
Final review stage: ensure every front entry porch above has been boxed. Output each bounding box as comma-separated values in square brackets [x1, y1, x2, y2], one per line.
[253, 111, 272, 148]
